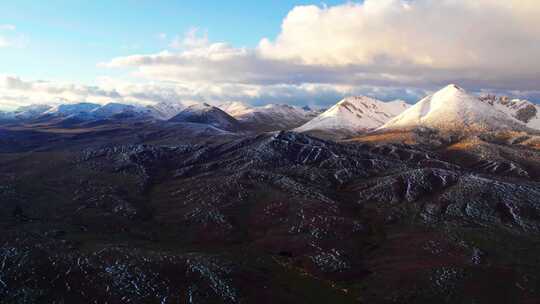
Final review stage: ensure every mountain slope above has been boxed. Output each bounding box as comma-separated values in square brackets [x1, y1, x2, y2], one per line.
[169, 103, 242, 132]
[90, 103, 150, 119]
[44, 103, 101, 116]
[296, 96, 409, 137]
[381, 85, 524, 132]
[219, 102, 321, 132]
[13, 104, 53, 120]
[218, 101, 253, 117]
[146, 102, 186, 120]
[481, 95, 540, 130]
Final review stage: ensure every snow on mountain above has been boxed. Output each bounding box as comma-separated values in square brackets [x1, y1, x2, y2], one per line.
[146, 102, 186, 120]
[169, 103, 241, 132]
[44, 103, 101, 116]
[0, 104, 52, 122]
[380, 85, 525, 132]
[218, 102, 253, 117]
[296, 96, 409, 135]
[480, 95, 540, 130]
[219, 102, 321, 131]
[31, 102, 157, 126]
[13, 104, 52, 119]
[91, 103, 151, 119]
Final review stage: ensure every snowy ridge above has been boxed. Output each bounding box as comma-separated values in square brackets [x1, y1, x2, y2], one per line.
[0, 102, 178, 122]
[146, 102, 186, 120]
[480, 95, 540, 130]
[218, 102, 253, 117]
[219, 102, 320, 131]
[13, 104, 53, 119]
[42, 102, 155, 121]
[91, 103, 150, 119]
[169, 103, 241, 131]
[296, 96, 409, 133]
[0, 104, 52, 121]
[380, 85, 526, 132]
[44, 103, 102, 116]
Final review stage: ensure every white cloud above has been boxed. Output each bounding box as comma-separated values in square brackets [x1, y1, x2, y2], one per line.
[102, 0, 540, 94]
[169, 27, 209, 49]
[0, 74, 427, 111]
[0, 24, 16, 31]
[0, 24, 27, 49]
[156, 33, 168, 40]
[259, 0, 540, 72]
[0, 36, 11, 48]
[0, 75, 125, 110]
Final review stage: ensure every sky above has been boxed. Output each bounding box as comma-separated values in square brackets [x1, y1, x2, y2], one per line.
[1, 0, 540, 110]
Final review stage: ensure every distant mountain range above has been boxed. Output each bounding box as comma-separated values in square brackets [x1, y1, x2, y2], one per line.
[0, 100, 323, 133]
[1, 85, 539, 137]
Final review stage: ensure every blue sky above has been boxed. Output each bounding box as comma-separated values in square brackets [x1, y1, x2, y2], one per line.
[0, 0, 539, 110]
[0, 0, 344, 83]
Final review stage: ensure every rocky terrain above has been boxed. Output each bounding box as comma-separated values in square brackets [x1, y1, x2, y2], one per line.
[0, 124, 539, 303]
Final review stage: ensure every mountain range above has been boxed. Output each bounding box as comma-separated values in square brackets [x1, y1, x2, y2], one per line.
[1, 84, 540, 303]
[3, 84, 537, 137]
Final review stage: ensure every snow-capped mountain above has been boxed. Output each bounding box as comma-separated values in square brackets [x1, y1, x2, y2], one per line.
[169, 103, 241, 132]
[219, 102, 321, 131]
[146, 102, 186, 120]
[0, 104, 52, 123]
[38, 102, 155, 123]
[380, 85, 525, 132]
[44, 103, 101, 116]
[296, 96, 409, 136]
[90, 103, 151, 119]
[480, 95, 540, 130]
[218, 102, 253, 117]
[13, 104, 52, 119]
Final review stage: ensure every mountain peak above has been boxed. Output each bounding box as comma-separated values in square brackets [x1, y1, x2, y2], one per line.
[380, 85, 523, 132]
[296, 96, 410, 137]
[442, 84, 464, 92]
[169, 103, 241, 131]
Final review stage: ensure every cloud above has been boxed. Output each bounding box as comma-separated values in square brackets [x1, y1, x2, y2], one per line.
[102, 0, 540, 96]
[0, 24, 16, 31]
[0, 37, 11, 48]
[169, 27, 209, 49]
[0, 74, 427, 111]
[0, 75, 123, 110]
[0, 24, 27, 48]
[259, 0, 540, 70]
[156, 33, 168, 40]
